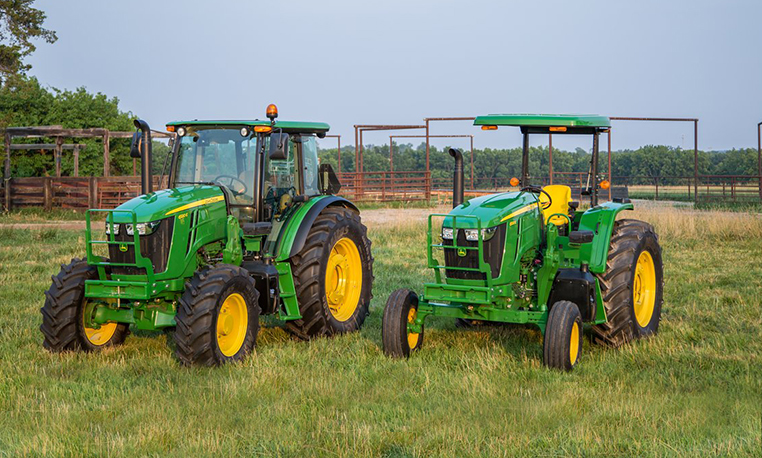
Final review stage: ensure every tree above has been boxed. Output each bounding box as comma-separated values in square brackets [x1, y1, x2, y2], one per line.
[0, 75, 143, 177]
[0, 0, 57, 82]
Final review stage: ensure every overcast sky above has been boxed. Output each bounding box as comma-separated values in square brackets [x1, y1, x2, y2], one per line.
[27, 0, 762, 152]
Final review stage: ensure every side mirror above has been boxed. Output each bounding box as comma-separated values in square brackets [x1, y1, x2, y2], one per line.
[319, 163, 341, 194]
[130, 130, 143, 158]
[269, 132, 289, 160]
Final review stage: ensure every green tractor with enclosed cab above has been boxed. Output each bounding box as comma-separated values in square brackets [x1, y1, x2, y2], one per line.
[382, 114, 663, 370]
[41, 105, 374, 366]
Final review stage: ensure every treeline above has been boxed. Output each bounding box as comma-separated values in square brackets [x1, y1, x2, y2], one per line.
[317, 142, 760, 185]
[0, 76, 169, 177]
[2, 76, 758, 182]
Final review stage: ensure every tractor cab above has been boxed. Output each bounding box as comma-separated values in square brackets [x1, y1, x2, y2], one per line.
[166, 105, 337, 229]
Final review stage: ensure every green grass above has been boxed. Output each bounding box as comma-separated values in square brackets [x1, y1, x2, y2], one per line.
[0, 210, 760, 457]
[0, 207, 89, 223]
[354, 199, 440, 210]
[628, 191, 695, 202]
[694, 201, 762, 213]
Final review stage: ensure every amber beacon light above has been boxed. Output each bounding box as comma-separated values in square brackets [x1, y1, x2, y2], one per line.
[266, 104, 278, 122]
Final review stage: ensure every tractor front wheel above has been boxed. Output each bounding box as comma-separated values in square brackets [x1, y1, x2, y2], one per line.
[592, 219, 663, 347]
[174, 264, 260, 366]
[543, 300, 583, 371]
[382, 288, 424, 358]
[286, 207, 373, 339]
[41, 258, 129, 352]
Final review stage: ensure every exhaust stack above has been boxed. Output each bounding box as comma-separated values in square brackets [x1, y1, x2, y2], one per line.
[448, 148, 464, 208]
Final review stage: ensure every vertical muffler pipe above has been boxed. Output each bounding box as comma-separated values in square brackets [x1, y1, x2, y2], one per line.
[449, 147, 464, 208]
[133, 119, 153, 194]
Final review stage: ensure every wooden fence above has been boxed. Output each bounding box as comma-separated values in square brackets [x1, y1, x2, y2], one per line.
[1, 176, 167, 211]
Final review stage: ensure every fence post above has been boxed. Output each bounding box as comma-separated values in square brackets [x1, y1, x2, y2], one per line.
[43, 177, 52, 211]
[73, 145, 80, 177]
[654, 176, 659, 200]
[54, 137, 63, 178]
[89, 177, 98, 209]
[3, 178, 10, 211]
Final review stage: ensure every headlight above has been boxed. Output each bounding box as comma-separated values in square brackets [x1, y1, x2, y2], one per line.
[441, 227, 455, 240]
[464, 226, 498, 242]
[105, 222, 120, 235]
[125, 220, 161, 236]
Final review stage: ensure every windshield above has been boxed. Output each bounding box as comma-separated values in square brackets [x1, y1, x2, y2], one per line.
[174, 127, 257, 205]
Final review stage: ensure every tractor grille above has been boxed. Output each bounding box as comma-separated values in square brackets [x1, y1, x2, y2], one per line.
[108, 217, 174, 275]
[444, 224, 506, 280]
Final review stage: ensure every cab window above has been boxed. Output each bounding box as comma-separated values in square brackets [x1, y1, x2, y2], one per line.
[301, 135, 320, 196]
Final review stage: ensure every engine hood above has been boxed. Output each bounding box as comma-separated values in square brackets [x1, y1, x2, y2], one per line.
[444, 191, 541, 228]
[108, 185, 225, 222]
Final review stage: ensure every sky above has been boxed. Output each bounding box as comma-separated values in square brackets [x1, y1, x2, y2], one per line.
[26, 0, 762, 153]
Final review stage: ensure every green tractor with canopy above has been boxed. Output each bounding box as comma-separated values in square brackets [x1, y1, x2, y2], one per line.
[41, 105, 374, 366]
[382, 114, 663, 370]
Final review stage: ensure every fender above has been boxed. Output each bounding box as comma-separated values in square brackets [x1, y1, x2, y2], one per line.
[275, 195, 358, 261]
[577, 201, 634, 273]
[548, 268, 597, 322]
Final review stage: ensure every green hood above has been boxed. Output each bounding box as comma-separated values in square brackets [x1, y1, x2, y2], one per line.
[445, 192, 541, 228]
[110, 185, 225, 222]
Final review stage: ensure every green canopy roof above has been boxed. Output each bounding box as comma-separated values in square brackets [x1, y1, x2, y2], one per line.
[166, 119, 330, 133]
[473, 114, 610, 129]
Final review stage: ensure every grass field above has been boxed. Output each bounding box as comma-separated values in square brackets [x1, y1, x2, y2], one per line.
[1, 204, 761, 457]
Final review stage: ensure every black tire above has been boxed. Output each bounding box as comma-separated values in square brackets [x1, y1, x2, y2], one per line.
[382, 288, 423, 358]
[174, 264, 260, 366]
[285, 207, 374, 339]
[543, 300, 583, 371]
[455, 318, 476, 329]
[592, 219, 664, 347]
[41, 258, 129, 352]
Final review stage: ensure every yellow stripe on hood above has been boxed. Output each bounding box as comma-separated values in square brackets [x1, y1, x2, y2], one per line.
[500, 202, 539, 222]
[165, 195, 225, 216]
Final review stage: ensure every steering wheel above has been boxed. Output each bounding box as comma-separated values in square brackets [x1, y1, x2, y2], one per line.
[214, 175, 247, 196]
[521, 185, 553, 210]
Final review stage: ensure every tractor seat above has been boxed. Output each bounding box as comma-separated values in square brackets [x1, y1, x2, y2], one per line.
[539, 185, 572, 226]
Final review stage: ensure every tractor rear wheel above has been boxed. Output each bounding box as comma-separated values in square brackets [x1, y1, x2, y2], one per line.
[382, 288, 423, 358]
[592, 219, 663, 347]
[543, 300, 583, 371]
[174, 264, 260, 366]
[285, 207, 373, 339]
[41, 258, 129, 352]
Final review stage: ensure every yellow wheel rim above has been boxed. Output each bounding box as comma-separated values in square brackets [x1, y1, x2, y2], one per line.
[569, 321, 580, 365]
[82, 303, 118, 346]
[407, 307, 420, 349]
[325, 237, 363, 322]
[216, 293, 248, 357]
[633, 250, 657, 328]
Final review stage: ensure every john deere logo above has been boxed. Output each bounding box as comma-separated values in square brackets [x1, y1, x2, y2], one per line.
[457, 248, 467, 257]
[119, 243, 128, 252]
